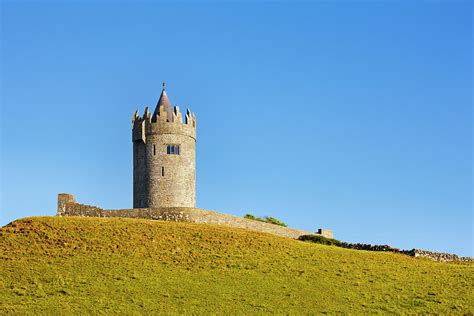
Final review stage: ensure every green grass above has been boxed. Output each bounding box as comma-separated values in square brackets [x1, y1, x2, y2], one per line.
[1, 216, 473, 314]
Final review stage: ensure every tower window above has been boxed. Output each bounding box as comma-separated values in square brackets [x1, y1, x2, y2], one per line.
[161, 166, 165, 176]
[166, 144, 180, 155]
[153, 145, 156, 156]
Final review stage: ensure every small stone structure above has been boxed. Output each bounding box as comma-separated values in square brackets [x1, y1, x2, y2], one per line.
[57, 194, 333, 240]
[317, 229, 334, 239]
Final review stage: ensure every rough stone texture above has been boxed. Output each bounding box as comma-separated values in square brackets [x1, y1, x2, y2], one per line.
[403, 249, 474, 263]
[133, 139, 148, 208]
[317, 228, 333, 239]
[57, 194, 329, 240]
[300, 233, 473, 262]
[57, 194, 76, 216]
[132, 92, 196, 209]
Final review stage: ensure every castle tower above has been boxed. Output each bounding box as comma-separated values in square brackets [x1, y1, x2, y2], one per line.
[132, 83, 196, 208]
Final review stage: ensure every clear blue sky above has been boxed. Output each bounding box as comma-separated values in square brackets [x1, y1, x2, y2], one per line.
[1, 1, 472, 256]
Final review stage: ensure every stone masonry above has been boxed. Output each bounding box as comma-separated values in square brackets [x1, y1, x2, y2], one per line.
[132, 84, 196, 208]
[57, 194, 333, 239]
[56, 84, 335, 241]
[403, 249, 473, 263]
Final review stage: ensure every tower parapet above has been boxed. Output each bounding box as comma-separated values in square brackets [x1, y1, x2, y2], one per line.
[132, 84, 197, 209]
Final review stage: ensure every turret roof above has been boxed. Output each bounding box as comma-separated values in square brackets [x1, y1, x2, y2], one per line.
[153, 83, 173, 122]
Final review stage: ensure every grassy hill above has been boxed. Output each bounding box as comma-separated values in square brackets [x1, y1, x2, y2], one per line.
[1, 216, 472, 314]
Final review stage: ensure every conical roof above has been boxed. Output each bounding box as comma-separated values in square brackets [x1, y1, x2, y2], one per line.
[153, 85, 173, 122]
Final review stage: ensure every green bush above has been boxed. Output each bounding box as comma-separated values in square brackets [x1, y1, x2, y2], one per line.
[298, 235, 341, 246]
[244, 214, 287, 227]
[264, 217, 287, 227]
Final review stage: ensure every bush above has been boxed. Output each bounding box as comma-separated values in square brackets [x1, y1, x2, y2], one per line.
[264, 217, 287, 227]
[298, 235, 341, 246]
[244, 214, 287, 227]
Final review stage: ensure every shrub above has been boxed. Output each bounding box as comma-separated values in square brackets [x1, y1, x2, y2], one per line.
[264, 217, 287, 227]
[298, 235, 341, 246]
[243, 214, 287, 227]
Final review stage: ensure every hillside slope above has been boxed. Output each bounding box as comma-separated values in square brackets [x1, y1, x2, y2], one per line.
[1, 216, 472, 314]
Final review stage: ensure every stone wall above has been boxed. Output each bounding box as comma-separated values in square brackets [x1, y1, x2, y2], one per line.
[403, 249, 473, 263]
[57, 195, 472, 262]
[297, 231, 473, 263]
[57, 193, 76, 216]
[57, 194, 331, 240]
[317, 229, 334, 239]
[133, 139, 148, 208]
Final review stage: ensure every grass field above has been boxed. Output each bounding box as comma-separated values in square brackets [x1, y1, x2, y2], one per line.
[1, 216, 473, 314]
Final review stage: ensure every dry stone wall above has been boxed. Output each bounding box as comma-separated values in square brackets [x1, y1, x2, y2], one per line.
[57, 194, 329, 239]
[403, 249, 473, 263]
[57, 195, 473, 262]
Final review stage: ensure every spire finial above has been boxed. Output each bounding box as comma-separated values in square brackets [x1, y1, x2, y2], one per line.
[162, 81, 166, 90]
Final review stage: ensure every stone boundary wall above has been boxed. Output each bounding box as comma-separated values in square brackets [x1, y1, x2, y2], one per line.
[403, 249, 473, 263]
[57, 194, 331, 239]
[56, 194, 473, 262]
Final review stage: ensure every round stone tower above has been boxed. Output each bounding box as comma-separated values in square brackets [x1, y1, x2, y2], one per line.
[132, 84, 196, 208]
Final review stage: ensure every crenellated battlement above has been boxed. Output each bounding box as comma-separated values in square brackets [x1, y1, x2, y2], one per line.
[132, 84, 196, 144]
[132, 84, 197, 209]
[132, 105, 196, 143]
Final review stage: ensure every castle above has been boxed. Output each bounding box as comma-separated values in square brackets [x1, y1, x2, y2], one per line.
[57, 84, 333, 240]
[132, 83, 196, 209]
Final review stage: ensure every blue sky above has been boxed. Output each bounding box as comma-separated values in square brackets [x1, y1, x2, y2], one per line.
[1, 1, 472, 256]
